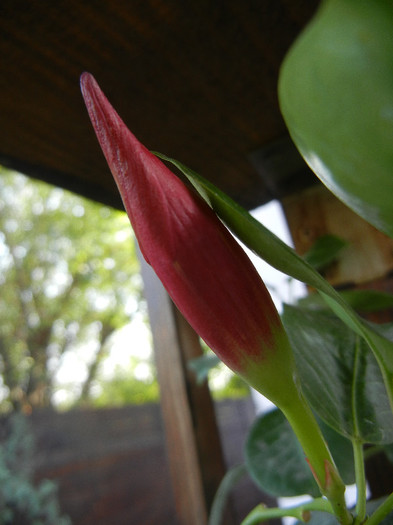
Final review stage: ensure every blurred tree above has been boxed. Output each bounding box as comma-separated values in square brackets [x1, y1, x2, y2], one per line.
[90, 357, 159, 407]
[0, 168, 146, 412]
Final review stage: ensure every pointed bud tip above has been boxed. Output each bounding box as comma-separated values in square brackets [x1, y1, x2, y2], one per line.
[80, 71, 94, 91]
[80, 72, 100, 108]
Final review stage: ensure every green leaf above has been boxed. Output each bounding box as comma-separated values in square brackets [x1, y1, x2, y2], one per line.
[340, 290, 393, 313]
[245, 408, 320, 498]
[154, 152, 393, 412]
[282, 305, 393, 444]
[297, 289, 393, 314]
[245, 409, 355, 501]
[188, 354, 221, 384]
[303, 234, 348, 271]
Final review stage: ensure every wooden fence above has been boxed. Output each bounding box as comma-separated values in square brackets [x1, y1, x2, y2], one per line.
[17, 398, 276, 524]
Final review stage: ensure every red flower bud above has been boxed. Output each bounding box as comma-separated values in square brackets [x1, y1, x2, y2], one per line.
[80, 72, 298, 406]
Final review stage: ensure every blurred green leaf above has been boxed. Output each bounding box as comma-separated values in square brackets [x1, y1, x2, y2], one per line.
[298, 289, 393, 314]
[303, 234, 348, 270]
[245, 408, 319, 498]
[283, 305, 393, 444]
[340, 290, 393, 313]
[188, 354, 221, 384]
[245, 408, 355, 499]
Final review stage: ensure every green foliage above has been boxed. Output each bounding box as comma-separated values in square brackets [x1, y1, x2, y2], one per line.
[188, 354, 221, 384]
[188, 351, 250, 400]
[279, 0, 393, 239]
[88, 358, 159, 407]
[209, 372, 249, 400]
[0, 168, 145, 411]
[297, 289, 393, 314]
[0, 413, 70, 524]
[283, 305, 393, 444]
[245, 408, 356, 499]
[245, 408, 319, 498]
[303, 234, 348, 271]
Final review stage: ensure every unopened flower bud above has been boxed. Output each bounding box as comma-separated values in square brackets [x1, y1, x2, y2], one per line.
[81, 72, 298, 408]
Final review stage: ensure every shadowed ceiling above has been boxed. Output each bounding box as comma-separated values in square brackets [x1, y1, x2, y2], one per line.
[0, 1, 319, 210]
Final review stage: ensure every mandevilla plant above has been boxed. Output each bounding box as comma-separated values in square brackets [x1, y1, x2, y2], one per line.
[80, 72, 349, 521]
[79, 0, 393, 523]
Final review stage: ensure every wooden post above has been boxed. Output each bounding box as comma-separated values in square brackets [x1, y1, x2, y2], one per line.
[138, 249, 234, 525]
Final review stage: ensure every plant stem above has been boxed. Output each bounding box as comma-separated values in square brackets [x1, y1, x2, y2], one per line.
[281, 386, 353, 525]
[351, 337, 367, 524]
[366, 492, 393, 525]
[352, 438, 366, 524]
[241, 497, 334, 525]
[208, 464, 247, 525]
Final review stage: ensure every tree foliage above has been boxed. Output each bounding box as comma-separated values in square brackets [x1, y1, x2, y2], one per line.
[0, 413, 70, 524]
[0, 168, 146, 412]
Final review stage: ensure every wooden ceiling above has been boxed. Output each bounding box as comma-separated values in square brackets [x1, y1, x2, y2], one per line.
[0, 1, 319, 211]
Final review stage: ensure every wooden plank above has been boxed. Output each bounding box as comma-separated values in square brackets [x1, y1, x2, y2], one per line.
[12, 400, 263, 524]
[0, 2, 319, 211]
[0, 397, 264, 525]
[30, 405, 178, 525]
[248, 136, 316, 201]
[139, 251, 233, 524]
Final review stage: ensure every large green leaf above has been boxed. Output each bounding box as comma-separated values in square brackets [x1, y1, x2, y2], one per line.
[154, 152, 393, 412]
[245, 408, 319, 498]
[245, 408, 355, 498]
[282, 305, 393, 444]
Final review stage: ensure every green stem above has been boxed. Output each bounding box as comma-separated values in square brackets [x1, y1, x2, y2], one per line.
[241, 497, 333, 525]
[208, 464, 248, 525]
[281, 387, 352, 525]
[351, 337, 367, 524]
[366, 493, 393, 525]
[352, 439, 366, 524]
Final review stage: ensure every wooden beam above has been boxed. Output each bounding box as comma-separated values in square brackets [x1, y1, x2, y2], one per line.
[248, 136, 316, 202]
[138, 249, 233, 524]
